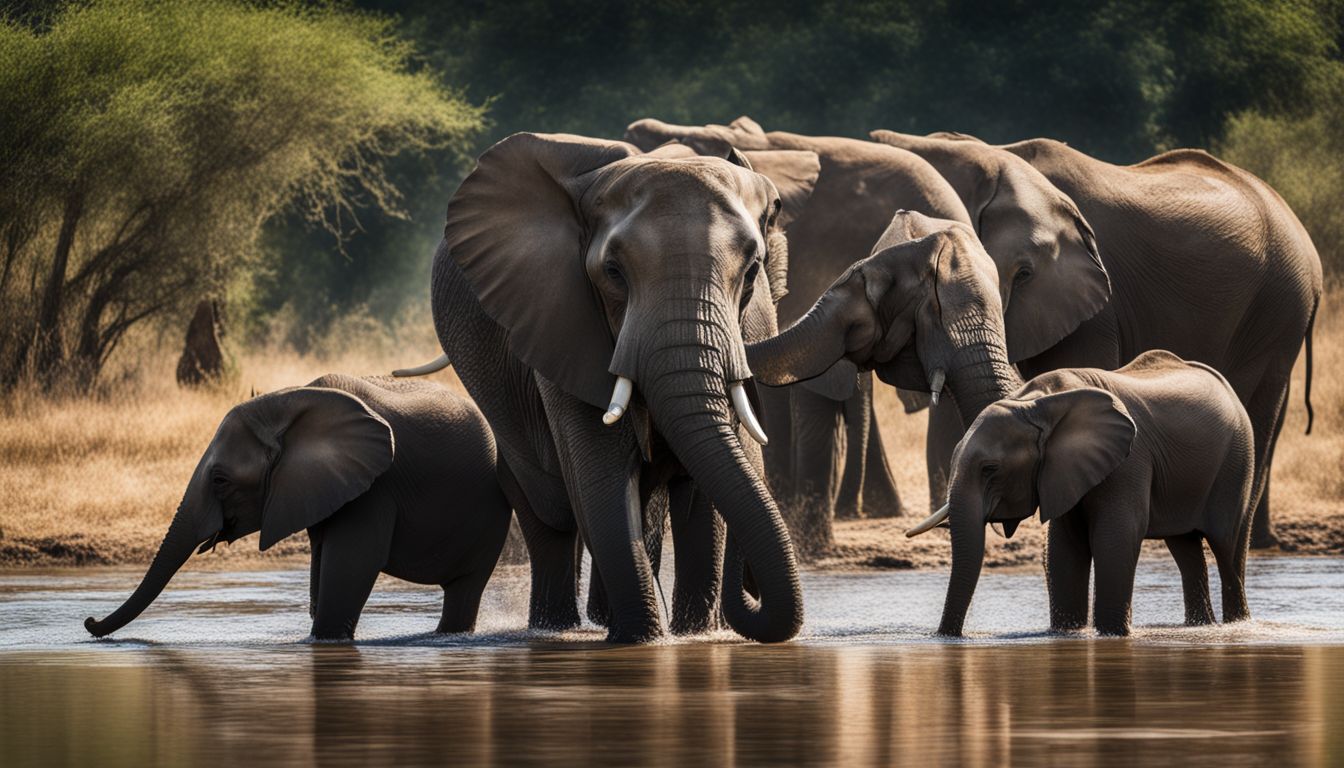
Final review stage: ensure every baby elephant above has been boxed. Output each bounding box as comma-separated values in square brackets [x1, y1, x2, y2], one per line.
[86, 374, 512, 640]
[909, 350, 1254, 636]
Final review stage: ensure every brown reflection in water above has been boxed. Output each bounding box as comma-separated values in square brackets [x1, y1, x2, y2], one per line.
[1, 643, 1341, 767]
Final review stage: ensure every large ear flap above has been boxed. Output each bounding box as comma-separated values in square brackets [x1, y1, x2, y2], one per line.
[998, 191, 1109, 362]
[741, 150, 820, 228]
[252, 387, 395, 550]
[1027, 388, 1135, 522]
[445, 133, 638, 409]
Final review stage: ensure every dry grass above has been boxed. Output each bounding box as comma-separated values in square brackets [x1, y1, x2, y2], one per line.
[2, 289, 1341, 570]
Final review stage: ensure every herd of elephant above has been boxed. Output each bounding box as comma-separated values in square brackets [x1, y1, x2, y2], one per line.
[86, 117, 1321, 645]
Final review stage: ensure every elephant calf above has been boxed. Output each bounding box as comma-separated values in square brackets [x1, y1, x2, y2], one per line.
[85, 375, 513, 641]
[909, 350, 1255, 637]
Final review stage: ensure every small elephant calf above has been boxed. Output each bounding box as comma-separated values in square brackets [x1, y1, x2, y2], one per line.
[910, 350, 1255, 636]
[86, 374, 512, 640]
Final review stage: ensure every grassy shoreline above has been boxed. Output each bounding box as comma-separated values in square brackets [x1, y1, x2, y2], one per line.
[2, 288, 1340, 571]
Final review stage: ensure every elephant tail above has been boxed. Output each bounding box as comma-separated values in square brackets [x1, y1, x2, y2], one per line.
[1304, 300, 1317, 435]
[392, 353, 450, 378]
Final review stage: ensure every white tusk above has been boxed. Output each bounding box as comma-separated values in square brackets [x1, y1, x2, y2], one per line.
[603, 376, 634, 425]
[929, 368, 946, 407]
[730, 381, 769, 446]
[392, 354, 450, 377]
[905, 503, 951, 538]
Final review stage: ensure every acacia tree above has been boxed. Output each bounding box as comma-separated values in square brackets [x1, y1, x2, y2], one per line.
[0, 0, 483, 389]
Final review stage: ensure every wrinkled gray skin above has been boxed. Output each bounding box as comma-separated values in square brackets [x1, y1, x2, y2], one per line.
[932, 351, 1254, 637]
[872, 131, 1322, 548]
[85, 375, 512, 641]
[432, 133, 806, 643]
[625, 117, 971, 553]
[748, 212, 1016, 470]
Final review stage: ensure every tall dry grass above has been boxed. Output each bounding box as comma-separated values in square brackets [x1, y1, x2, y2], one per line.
[1, 288, 1339, 568]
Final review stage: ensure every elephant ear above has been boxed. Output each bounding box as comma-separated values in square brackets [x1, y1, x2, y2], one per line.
[445, 132, 639, 409]
[984, 170, 1110, 363]
[1027, 387, 1135, 521]
[255, 387, 395, 551]
[741, 150, 820, 228]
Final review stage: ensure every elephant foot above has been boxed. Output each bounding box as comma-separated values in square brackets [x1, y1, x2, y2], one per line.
[670, 602, 720, 635]
[604, 623, 666, 644]
[1249, 529, 1280, 550]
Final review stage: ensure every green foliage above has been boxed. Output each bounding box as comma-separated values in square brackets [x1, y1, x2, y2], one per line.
[1219, 73, 1344, 274]
[0, 0, 483, 388]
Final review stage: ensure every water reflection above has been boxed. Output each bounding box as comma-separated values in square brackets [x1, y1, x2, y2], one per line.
[3, 642, 1341, 766]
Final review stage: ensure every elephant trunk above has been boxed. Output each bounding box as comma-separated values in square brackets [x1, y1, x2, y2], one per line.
[641, 297, 803, 643]
[746, 305, 845, 387]
[938, 484, 986, 636]
[943, 313, 1023, 424]
[84, 503, 203, 637]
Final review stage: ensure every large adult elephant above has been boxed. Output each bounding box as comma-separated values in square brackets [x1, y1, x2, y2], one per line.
[871, 130, 1321, 547]
[625, 117, 971, 553]
[423, 133, 813, 643]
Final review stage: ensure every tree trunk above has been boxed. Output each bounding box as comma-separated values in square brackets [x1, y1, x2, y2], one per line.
[176, 300, 226, 387]
[32, 192, 83, 378]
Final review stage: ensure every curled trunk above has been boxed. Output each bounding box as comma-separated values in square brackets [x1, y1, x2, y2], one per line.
[642, 303, 803, 643]
[85, 505, 201, 637]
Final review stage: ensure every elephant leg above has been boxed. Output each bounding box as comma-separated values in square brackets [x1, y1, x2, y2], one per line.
[310, 488, 395, 641]
[538, 379, 662, 643]
[1245, 373, 1290, 549]
[668, 477, 725, 634]
[925, 395, 965, 511]
[834, 376, 872, 520]
[1208, 520, 1252, 624]
[1087, 496, 1146, 637]
[1164, 533, 1214, 626]
[757, 383, 793, 498]
[499, 460, 580, 631]
[590, 482, 669, 628]
[308, 528, 324, 620]
[437, 567, 495, 634]
[787, 387, 845, 556]
[1044, 514, 1091, 631]
[861, 399, 905, 518]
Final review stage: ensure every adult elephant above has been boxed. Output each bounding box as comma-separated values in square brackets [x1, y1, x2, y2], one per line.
[625, 117, 971, 553]
[871, 130, 1321, 547]
[422, 133, 812, 643]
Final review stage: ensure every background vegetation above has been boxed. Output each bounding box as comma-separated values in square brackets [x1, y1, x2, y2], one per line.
[1, 0, 1342, 564]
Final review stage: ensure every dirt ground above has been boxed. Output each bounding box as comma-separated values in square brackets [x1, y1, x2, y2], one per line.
[2, 287, 1341, 571]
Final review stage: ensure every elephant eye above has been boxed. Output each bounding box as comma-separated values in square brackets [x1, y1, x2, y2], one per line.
[603, 260, 625, 285]
[1014, 267, 1033, 285]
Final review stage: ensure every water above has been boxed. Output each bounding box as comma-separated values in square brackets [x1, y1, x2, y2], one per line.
[2, 558, 1343, 766]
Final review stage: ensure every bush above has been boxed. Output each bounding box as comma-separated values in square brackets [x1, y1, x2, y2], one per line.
[0, 0, 483, 390]
[1219, 76, 1344, 275]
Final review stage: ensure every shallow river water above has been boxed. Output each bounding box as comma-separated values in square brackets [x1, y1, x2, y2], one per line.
[2, 557, 1343, 766]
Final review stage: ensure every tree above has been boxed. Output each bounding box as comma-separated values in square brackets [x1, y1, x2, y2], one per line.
[0, 0, 483, 389]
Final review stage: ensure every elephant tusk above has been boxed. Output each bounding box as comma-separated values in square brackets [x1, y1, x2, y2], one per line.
[603, 376, 634, 425]
[929, 368, 946, 407]
[392, 354, 450, 377]
[729, 380, 769, 446]
[905, 503, 950, 538]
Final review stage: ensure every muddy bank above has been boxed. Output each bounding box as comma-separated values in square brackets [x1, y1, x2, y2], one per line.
[5, 504, 1341, 570]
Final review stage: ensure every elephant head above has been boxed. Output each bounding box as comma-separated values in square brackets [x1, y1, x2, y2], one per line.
[443, 132, 818, 642]
[747, 211, 1019, 423]
[85, 387, 394, 637]
[624, 116, 772, 153]
[907, 387, 1135, 636]
[869, 130, 1108, 362]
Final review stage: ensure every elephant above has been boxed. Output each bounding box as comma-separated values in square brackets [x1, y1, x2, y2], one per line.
[906, 350, 1255, 637]
[624, 116, 972, 552]
[420, 132, 813, 643]
[84, 375, 513, 641]
[870, 130, 1322, 548]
